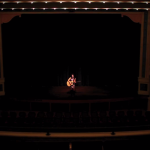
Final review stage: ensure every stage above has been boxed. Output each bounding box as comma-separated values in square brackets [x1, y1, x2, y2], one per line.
[48, 86, 109, 98]
[11, 85, 138, 100]
[1, 86, 146, 112]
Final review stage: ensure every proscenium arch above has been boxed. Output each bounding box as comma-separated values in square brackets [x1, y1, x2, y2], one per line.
[121, 12, 149, 96]
[0, 11, 148, 99]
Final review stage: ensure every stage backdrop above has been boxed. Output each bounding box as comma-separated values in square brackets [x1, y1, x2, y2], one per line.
[2, 14, 141, 95]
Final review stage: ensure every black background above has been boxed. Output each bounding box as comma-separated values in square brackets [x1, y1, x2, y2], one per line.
[2, 14, 141, 96]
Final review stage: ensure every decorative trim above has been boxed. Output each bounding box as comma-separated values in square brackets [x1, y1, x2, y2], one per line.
[0, 130, 150, 138]
[121, 13, 143, 24]
[0, 13, 21, 24]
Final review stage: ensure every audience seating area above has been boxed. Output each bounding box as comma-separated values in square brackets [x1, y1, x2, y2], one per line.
[0, 110, 149, 131]
[0, 140, 150, 150]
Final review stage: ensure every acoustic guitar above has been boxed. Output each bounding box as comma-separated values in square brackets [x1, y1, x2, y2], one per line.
[67, 79, 81, 87]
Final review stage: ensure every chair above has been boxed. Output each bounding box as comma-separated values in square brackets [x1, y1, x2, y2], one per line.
[145, 111, 150, 124]
[126, 111, 135, 126]
[45, 112, 54, 127]
[72, 112, 80, 127]
[99, 111, 108, 127]
[8, 112, 17, 126]
[117, 111, 126, 126]
[127, 110, 134, 117]
[90, 111, 99, 127]
[109, 111, 116, 117]
[18, 112, 27, 126]
[135, 110, 144, 125]
[27, 112, 36, 126]
[108, 111, 117, 126]
[80, 111, 91, 127]
[0, 111, 9, 126]
[36, 112, 46, 126]
[63, 112, 72, 127]
[135, 110, 142, 116]
[53, 112, 63, 127]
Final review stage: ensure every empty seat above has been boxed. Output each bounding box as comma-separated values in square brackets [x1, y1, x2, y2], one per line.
[28, 112, 36, 118]
[19, 112, 26, 118]
[127, 111, 134, 117]
[45, 112, 54, 127]
[109, 111, 116, 117]
[37, 112, 45, 118]
[10, 112, 17, 118]
[90, 111, 99, 127]
[55, 112, 63, 118]
[145, 111, 150, 124]
[126, 111, 135, 126]
[80, 111, 91, 127]
[135, 110, 142, 116]
[1, 111, 9, 118]
[46, 112, 54, 118]
[27, 112, 36, 125]
[108, 111, 117, 126]
[63, 112, 72, 127]
[99, 111, 108, 127]
[8, 112, 17, 126]
[72, 112, 81, 127]
[117, 111, 125, 117]
[36, 112, 46, 126]
[99, 111, 107, 117]
[134, 110, 145, 125]
[18, 112, 27, 126]
[53, 112, 63, 127]
[117, 111, 126, 126]
[0, 111, 9, 126]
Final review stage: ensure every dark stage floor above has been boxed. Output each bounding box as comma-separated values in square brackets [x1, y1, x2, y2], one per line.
[5, 86, 138, 100]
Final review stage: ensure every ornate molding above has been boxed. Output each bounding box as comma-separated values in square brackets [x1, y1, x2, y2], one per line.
[121, 13, 143, 24]
[0, 130, 150, 138]
[0, 14, 21, 24]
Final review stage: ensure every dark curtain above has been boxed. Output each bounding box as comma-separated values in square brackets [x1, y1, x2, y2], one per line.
[2, 14, 140, 93]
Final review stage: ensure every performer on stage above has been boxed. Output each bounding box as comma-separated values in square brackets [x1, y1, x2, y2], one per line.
[67, 74, 76, 91]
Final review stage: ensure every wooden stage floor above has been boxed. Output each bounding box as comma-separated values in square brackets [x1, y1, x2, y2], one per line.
[5, 85, 139, 101]
[22, 86, 137, 100]
[48, 86, 109, 98]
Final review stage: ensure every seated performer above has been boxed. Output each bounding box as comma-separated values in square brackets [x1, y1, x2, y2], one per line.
[67, 74, 76, 91]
